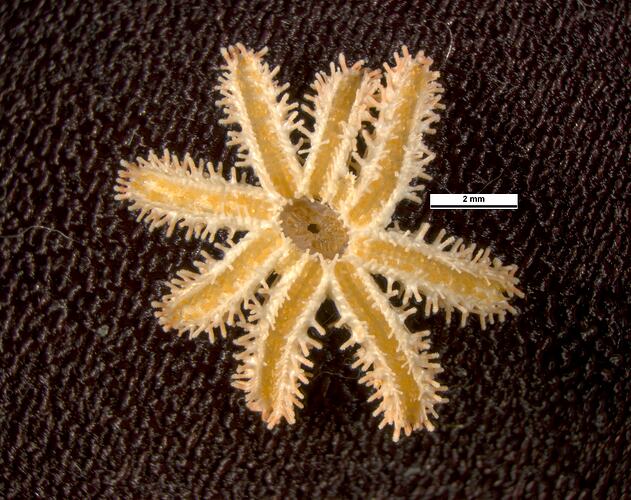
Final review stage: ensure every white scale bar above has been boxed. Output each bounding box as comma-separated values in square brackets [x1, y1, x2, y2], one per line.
[430, 194, 518, 209]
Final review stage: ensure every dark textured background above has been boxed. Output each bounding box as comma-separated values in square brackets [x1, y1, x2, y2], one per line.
[1, 0, 629, 498]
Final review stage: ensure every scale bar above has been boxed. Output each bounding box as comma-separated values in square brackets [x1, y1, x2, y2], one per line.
[430, 194, 518, 210]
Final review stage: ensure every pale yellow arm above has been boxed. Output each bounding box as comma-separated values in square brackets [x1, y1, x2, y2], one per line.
[153, 228, 287, 341]
[330, 260, 445, 441]
[346, 47, 444, 229]
[233, 251, 328, 428]
[216, 44, 302, 199]
[115, 150, 280, 240]
[347, 225, 524, 328]
[300, 55, 378, 206]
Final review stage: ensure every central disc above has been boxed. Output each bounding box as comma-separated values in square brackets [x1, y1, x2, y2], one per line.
[279, 198, 349, 259]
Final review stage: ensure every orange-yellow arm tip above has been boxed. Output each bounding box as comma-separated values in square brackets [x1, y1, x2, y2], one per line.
[233, 253, 328, 427]
[114, 149, 281, 240]
[330, 260, 446, 441]
[300, 54, 380, 205]
[153, 228, 287, 341]
[216, 44, 302, 199]
[345, 48, 444, 229]
[348, 226, 524, 328]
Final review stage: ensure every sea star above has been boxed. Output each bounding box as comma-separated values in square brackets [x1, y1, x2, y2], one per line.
[114, 44, 523, 441]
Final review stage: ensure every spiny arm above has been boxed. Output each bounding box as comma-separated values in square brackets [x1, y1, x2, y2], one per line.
[348, 226, 524, 328]
[345, 46, 443, 229]
[153, 228, 287, 341]
[216, 44, 302, 199]
[330, 260, 445, 441]
[233, 252, 328, 427]
[300, 54, 379, 207]
[115, 150, 280, 240]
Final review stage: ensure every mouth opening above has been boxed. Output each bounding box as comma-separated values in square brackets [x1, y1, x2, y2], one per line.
[279, 198, 349, 259]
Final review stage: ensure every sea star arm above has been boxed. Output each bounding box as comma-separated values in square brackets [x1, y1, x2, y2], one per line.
[347, 226, 524, 328]
[330, 259, 445, 441]
[233, 251, 328, 427]
[153, 228, 287, 341]
[216, 44, 302, 199]
[115, 150, 280, 240]
[345, 47, 443, 229]
[300, 54, 378, 206]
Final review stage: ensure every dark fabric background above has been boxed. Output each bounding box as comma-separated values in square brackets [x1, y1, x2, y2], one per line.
[1, 0, 629, 498]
